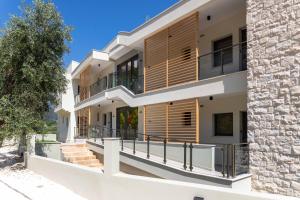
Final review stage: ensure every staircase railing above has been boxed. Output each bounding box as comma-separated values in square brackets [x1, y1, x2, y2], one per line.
[76, 125, 249, 178]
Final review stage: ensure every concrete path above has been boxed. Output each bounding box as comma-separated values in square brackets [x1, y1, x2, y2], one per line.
[0, 143, 86, 200]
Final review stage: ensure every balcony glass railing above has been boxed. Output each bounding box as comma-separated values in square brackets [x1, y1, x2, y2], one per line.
[198, 42, 247, 80]
[88, 73, 144, 97]
[74, 42, 247, 104]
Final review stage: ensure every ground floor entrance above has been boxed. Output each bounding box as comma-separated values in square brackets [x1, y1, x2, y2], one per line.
[116, 106, 138, 139]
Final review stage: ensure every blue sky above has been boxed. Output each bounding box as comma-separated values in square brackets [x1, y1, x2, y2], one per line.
[0, 0, 178, 67]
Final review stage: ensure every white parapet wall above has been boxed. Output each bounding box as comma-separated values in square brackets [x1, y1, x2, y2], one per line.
[27, 138, 298, 200]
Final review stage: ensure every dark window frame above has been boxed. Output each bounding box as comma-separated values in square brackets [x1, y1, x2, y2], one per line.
[214, 113, 233, 136]
[103, 113, 107, 126]
[182, 112, 192, 126]
[213, 35, 233, 67]
[116, 55, 139, 88]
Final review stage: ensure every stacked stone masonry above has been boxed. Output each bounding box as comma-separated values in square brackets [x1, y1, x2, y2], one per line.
[247, 0, 300, 197]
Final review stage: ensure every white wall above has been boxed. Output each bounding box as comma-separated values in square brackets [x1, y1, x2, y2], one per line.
[198, 10, 246, 80]
[57, 112, 70, 142]
[27, 138, 296, 200]
[200, 94, 247, 144]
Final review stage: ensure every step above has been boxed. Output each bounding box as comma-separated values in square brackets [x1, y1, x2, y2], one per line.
[62, 149, 93, 155]
[60, 147, 87, 151]
[89, 163, 103, 168]
[65, 155, 96, 162]
[61, 143, 87, 148]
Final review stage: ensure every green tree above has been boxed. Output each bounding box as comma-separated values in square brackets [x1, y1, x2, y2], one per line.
[0, 0, 71, 146]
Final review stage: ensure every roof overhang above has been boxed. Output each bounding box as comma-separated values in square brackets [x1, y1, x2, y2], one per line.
[71, 50, 113, 79]
[103, 0, 211, 59]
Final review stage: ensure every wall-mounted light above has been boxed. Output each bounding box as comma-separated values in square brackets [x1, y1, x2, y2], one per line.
[112, 100, 114, 103]
[194, 197, 204, 200]
[98, 104, 101, 107]
[169, 102, 173, 105]
[200, 105, 204, 108]
[98, 64, 101, 67]
[209, 96, 213, 101]
[207, 15, 211, 21]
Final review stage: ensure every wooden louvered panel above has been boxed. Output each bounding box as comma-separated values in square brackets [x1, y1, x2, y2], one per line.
[168, 99, 197, 143]
[144, 103, 167, 140]
[80, 66, 91, 101]
[144, 98, 200, 143]
[168, 13, 198, 86]
[145, 30, 168, 92]
[144, 13, 199, 92]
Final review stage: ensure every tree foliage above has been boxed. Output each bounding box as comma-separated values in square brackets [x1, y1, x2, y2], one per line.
[0, 0, 71, 145]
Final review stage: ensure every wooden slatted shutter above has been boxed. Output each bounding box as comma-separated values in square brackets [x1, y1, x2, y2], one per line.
[168, 99, 197, 142]
[144, 103, 167, 139]
[144, 30, 168, 92]
[144, 13, 198, 92]
[168, 13, 198, 86]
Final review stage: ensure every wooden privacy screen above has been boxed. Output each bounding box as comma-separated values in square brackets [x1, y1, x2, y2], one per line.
[144, 13, 199, 92]
[77, 108, 89, 137]
[144, 98, 199, 143]
[144, 103, 167, 140]
[80, 66, 91, 101]
[144, 30, 168, 91]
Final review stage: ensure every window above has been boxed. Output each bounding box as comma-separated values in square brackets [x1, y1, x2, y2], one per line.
[213, 36, 232, 67]
[117, 55, 140, 93]
[214, 113, 233, 136]
[182, 47, 192, 61]
[103, 114, 107, 126]
[182, 112, 192, 126]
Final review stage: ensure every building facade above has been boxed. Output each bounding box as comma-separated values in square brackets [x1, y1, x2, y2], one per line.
[55, 0, 300, 197]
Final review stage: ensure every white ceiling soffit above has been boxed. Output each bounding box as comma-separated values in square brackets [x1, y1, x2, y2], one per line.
[104, 0, 212, 55]
[71, 50, 111, 79]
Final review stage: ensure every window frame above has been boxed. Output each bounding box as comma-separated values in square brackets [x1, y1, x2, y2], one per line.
[182, 111, 192, 126]
[212, 35, 233, 67]
[214, 112, 233, 136]
[103, 113, 107, 126]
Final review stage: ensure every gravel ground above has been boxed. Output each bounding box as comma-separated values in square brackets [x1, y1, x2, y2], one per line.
[0, 142, 86, 200]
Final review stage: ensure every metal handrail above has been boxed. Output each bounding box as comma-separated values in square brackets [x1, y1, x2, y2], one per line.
[75, 124, 249, 178]
[198, 41, 247, 58]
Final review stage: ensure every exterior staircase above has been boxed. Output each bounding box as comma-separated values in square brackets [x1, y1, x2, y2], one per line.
[61, 143, 102, 168]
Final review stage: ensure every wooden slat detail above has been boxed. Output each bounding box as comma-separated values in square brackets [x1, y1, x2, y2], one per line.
[80, 66, 91, 101]
[168, 99, 197, 143]
[144, 13, 199, 92]
[144, 30, 168, 92]
[144, 98, 199, 143]
[145, 103, 167, 139]
[168, 13, 198, 86]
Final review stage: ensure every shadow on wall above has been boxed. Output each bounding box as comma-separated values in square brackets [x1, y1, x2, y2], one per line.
[35, 141, 61, 160]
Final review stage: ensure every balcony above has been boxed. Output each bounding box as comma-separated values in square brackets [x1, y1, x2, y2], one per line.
[75, 125, 250, 180]
[198, 42, 247, 80]
[75, 41, 247, 107]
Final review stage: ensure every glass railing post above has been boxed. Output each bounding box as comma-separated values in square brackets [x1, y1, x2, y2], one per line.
[189, 143, 193, 171]
[147, 135, 150, 159]
[183, 142, 187, 170]
[163, 138, 167, 164]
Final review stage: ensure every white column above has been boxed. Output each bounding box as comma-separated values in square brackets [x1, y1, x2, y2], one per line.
[27, 134, 36, 155]
[68, 110, 76, 142]
[104, 138, 120, 176]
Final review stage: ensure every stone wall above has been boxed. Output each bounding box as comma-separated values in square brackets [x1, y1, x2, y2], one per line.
[247, 0, 300, 197]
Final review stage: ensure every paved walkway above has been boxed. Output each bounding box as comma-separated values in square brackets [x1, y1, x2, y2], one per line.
[0, 143, 86, 200]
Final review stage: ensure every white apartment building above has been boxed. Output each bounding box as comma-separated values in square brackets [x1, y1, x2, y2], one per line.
[55, 0, 300, 197]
